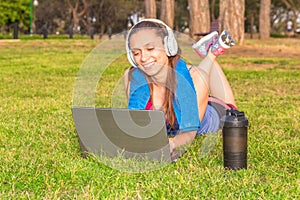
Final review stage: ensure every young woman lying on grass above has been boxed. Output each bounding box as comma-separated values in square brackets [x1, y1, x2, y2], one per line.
[124, 18, 237, 154]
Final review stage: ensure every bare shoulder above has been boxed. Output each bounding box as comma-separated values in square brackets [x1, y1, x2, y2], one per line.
[123, 68, 132, 87]
[124, 68, 131, 76]
[123, 68, 132, 99]
[187, 65, 201, 78]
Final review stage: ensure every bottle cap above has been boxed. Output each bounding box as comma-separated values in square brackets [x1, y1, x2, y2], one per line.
[221, 109, 249, 128]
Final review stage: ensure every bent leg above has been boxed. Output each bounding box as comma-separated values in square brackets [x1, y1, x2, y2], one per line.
[209, 60, 236, 106]
[191, 52, 216, 121]
[192, 51, 237, 121]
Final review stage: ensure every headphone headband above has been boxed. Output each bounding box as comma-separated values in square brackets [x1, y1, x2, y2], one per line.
[126, 18, 178, 68]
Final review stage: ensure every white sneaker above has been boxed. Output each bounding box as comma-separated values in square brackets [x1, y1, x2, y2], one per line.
[192, 31, 218, 58]
[211, 30, 236, 57]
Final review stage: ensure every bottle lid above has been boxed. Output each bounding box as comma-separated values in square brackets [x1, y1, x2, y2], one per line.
[221, 109, 249, 127]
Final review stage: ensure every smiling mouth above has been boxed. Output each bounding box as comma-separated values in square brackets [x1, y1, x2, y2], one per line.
[142, 62, 155, 69]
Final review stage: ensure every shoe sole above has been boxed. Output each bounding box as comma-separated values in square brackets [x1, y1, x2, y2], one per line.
[218, 30, 236, 49]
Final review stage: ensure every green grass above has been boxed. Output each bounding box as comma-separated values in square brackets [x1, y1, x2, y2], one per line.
[0, 38, 299, 199]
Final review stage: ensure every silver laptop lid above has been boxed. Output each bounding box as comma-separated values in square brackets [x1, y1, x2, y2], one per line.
[72, 107, 172, 162]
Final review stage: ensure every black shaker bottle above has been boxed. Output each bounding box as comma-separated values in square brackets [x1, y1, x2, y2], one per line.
[222, 109, 249, 170]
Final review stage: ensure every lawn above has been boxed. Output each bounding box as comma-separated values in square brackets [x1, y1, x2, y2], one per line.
[0, 36, 299, 199]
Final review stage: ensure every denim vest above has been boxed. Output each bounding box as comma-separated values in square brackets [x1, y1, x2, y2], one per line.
[128, 58, 201, 133]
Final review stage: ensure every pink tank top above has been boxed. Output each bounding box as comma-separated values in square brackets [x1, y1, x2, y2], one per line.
[145, 99, 153, 110]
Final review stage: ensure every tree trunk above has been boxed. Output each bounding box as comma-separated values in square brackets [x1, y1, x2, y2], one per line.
[99, 23, 105, 39]
[259, 0, 270, 40]
[160, 0, 174, 29]
[292, 10, 299, 33]
[67, 0, 90, 33]
[211, 0, 216, 21]
[188, 0, 210, 39]
[72, 8, 80, 33]
[145, 0, 156, 18]
[250, 12, 255, 39]
[219, 0, 245, 44]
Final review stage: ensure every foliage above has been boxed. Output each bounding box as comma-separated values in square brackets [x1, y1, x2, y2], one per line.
[34, 0, 68, 34]
[271, 0, 300, 33]
[90, 0, 143, 34]
[0, 0, 30, 30]
[0, 38, 299, 199]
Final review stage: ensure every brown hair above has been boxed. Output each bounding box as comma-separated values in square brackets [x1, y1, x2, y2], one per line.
[128, 20, 180, 129]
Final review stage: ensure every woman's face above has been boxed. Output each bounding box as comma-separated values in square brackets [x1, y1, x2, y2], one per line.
[129, 29, 169, 77]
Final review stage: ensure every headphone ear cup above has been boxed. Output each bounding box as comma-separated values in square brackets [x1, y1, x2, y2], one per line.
[127, 50, 138, 68]
[163, 36, 171, 56]
[164, 31, 178, 56]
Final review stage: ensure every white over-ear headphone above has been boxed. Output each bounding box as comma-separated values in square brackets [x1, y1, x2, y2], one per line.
[126, 18, 178, 68]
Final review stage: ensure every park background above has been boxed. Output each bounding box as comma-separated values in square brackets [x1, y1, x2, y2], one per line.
[1, 0, 300, 40]
[1, 0, 299, 199]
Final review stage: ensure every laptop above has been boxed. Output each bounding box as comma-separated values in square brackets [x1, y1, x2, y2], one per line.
[72, 107, 184, 163]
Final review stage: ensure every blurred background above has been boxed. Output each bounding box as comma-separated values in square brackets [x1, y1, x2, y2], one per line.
[0, 0, 299, 41]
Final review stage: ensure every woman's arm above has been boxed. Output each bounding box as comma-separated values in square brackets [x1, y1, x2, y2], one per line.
[167, 64, 210, 153]
[169, 130, 197, 153]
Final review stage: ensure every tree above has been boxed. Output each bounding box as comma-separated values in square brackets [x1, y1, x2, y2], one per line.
[35, 1, 68, 34]
[219, 0, 245, 44]
[145, 0, 156, 18]
[0, 1, 30, 33]
[92, 0, 115, 37]
[160, 0, 175, 28]
[282, 0, 300, 32]
[245, 0, 260, 38]
[188, 0, 210, 39]
[66, 0, 90, 33]
[92, 0, 143, 36]
[259, 0, 271, 39]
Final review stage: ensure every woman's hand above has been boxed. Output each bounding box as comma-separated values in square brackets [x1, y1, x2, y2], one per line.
[169, 138, 176, 153]
[169, 130, 197, 153]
